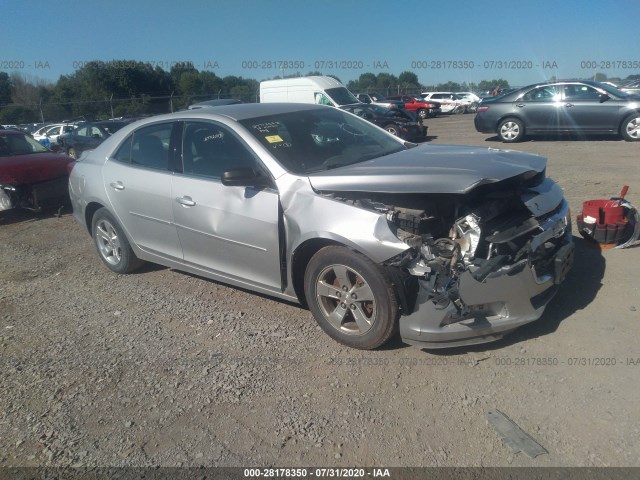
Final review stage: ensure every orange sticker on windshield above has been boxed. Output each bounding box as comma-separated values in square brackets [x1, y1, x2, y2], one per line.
[265, 135, 283, 143]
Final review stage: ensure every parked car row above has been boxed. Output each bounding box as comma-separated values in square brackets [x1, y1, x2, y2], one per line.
[259, 77, 430, 142]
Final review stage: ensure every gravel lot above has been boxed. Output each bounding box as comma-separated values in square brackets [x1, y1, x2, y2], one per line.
[1, 114, 639, 469]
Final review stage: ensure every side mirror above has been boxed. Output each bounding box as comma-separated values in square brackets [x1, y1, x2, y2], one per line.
[222, 167, 271, 188]
[599, 93, 610, 103]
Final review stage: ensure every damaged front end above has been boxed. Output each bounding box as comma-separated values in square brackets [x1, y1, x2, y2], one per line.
[322, 174, 574, 348]
[0, 177, 70, 212]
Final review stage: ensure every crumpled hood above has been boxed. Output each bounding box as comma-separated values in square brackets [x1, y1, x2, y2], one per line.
[0, 152, 74, 185]
[308, 144, 546, 194]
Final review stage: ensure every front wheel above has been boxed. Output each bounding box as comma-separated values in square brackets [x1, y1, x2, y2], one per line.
[417, 108, 427, 119]
[621, 114, 640, 141]
[304, 246, 399, 350]
[498, 118, 525, 142]
[92, 208, 144, 274]
[68, 147, 78, 159]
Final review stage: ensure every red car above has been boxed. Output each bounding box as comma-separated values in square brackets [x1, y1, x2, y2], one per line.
[0, 129, 75, 212]
[386, 95, 442, 118]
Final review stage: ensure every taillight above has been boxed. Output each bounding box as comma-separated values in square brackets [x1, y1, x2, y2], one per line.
[66, 161, 76, 176]
[477, 106, 490, 113]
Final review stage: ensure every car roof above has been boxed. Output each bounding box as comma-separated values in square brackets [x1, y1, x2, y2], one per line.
[133, 102, 331, 123]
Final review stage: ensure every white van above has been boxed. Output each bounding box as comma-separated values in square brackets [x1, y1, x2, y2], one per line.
[259, 76, 360, 107]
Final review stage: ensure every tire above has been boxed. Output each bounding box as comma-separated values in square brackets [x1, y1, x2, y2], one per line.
[68, 147, 78, 159]
[304, 246, 399, 350]
[498, 117, 525, 143]
[384, 124, 400, 136]
[620, 114, 640, 141]
[91, 207, 144, 274]
[417, 108, 427, 119]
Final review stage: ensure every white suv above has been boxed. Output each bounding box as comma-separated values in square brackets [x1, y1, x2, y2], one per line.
[421, 92, 469, 113]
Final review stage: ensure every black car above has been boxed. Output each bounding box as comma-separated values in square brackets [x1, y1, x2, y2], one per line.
[58, 120, 131, 158]
[355, 92, 405, 109]
[341, 104, 426, 141]
[474, 80, 640, 142]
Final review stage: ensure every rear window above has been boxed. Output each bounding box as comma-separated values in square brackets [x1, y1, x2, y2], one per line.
[0, 133, 49, 155]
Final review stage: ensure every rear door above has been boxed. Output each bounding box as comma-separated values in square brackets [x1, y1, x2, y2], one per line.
[102, 121, 183, 260]
[514, 85, 562, 132]
[171, 120, 282, 290]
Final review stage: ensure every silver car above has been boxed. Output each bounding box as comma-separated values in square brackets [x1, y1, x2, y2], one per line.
[69, 103, 574, 350]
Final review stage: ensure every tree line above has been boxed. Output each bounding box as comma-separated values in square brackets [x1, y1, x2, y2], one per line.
[0, 60, 637, 125]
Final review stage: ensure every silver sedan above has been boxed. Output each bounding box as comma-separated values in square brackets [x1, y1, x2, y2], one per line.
[69, 103, 574, 349]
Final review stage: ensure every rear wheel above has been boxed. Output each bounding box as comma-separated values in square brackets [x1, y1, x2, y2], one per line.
[621, 114, 640, 141]
[91, 208, 144, 274]
[304, 246, 399, 350]
[498, 117, 525, 142]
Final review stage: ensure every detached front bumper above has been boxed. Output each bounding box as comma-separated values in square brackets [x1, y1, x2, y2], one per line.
[399, 202, 574, 349]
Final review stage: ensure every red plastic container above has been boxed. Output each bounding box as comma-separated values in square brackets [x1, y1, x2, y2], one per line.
[581, 199, 625, 225]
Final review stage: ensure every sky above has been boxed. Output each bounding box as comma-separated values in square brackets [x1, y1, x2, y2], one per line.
[1, 0, 639, 88]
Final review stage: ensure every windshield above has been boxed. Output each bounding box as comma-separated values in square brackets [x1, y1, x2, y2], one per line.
[369, 93, 387, 101]
[595, 82, 632, 97]
[325, 87, 360, 106]
[0, 133, 50, 156]
[240, 108, 406, 175]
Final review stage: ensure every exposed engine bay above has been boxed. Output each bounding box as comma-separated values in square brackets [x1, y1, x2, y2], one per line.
[0, 177, 69, 212]
[320, 173, 574, 345]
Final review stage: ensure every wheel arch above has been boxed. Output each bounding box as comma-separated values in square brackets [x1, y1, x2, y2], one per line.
[291, 238, 346, 307]
[619, 109, 640, 132]
[496, 114, 525, 133]
[84, 201, 106, 234]
[290, 234, 407, 308]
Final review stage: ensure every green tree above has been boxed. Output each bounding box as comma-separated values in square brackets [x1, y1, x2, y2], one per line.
[0, 72, 12, 106]
[398, 71, 420, 89]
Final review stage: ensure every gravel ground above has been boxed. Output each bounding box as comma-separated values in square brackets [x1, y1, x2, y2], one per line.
[1, 114, 639, 469]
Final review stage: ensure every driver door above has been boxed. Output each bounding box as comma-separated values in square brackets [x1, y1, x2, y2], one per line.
[171, 121, 282, 290]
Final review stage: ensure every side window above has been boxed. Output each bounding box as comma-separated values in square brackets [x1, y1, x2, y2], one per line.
[113, 135, 133, 163]
[130, 123, 172, 170]
[181, 122, 258, 179]
[90, 126, 104, 138]
[522, 86, 558, 101]
[315, 93, 333, 106]
[76, 126, 88, 137]
[563, 84, 601, 101]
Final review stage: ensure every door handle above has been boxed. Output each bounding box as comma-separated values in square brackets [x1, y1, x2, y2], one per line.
[176, 196, 196, 207]
[564, 103, 574, 108]
[515, 103, 525, 108]
[109, 181, 124, 191]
